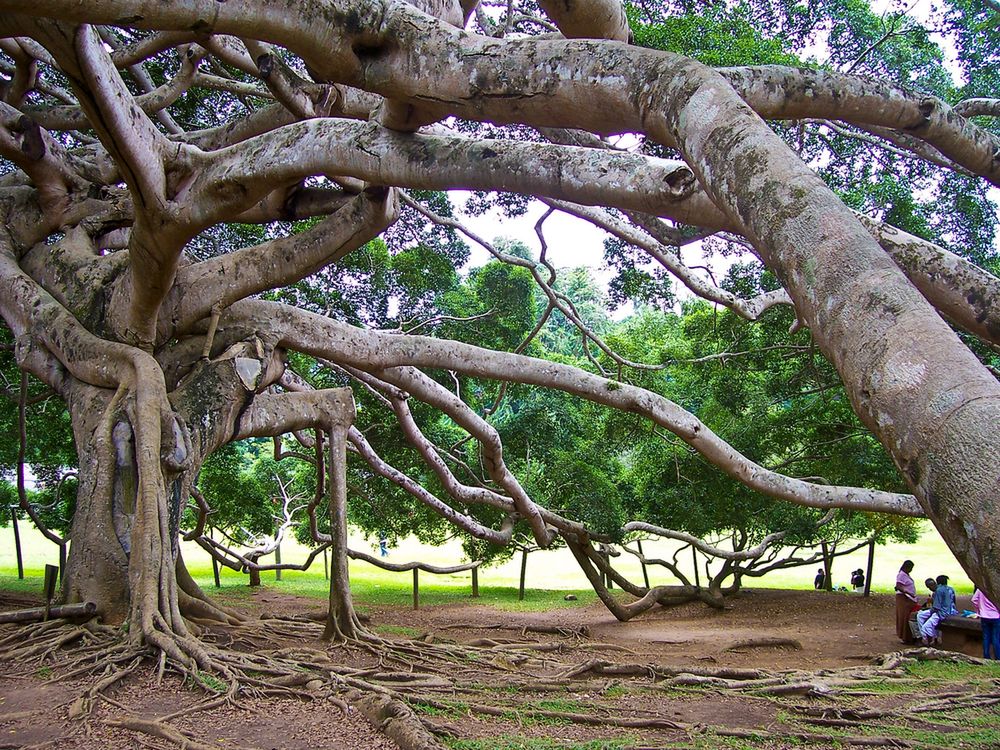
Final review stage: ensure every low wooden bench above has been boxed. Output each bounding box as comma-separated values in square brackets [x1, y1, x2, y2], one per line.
[938, 615, 983, 656]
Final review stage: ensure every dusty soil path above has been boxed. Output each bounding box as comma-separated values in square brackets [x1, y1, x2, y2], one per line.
[362, 586, 970, 670]
[1, 587, 993, 750]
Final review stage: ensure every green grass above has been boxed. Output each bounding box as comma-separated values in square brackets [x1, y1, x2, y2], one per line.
[447, 738, 637, 750]
[534, 698, 590, 714]
[374, 623, 423, 638]
[193, 672, 228, 693]
[771, 662, 1000, 749]
[0, 518, 978, 607]
[411, 699, 469, 719]
[818, 705, 1000, 749]
[839, 676, 919, 695]
[906, 658, 1000, 682]
[188, 574, 598, 612]
[0, 573, 47, 597]
[836, 659, 1000, 697]
[686, 732, 794, 750]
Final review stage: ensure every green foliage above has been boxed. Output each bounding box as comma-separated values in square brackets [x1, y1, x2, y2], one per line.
[630, 2, 803, 67]
[606, 291, 919, 557]
[2, 1, 992, 604]
[448, 737, 636, 750]
[194, 440, 313, 539]
[625, 0, 998, 283]
[0, 326, 78, 489]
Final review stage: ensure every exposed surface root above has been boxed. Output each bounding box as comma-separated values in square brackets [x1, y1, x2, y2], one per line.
[347, 689, 449, 750]
[725, 636, 803, 651]
[2, 615, 997, 750]
[110, 717, 258, 750]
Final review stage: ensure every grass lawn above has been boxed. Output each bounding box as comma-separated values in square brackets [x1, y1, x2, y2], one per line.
[0, 519, 974, 609]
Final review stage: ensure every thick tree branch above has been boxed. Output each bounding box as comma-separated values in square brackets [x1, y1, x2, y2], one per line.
[536, 0, 630, 42]
[182, 120, 696, 227]
[229, 301, 924, 518]
[163, 187, 399, 339]
[348, 426, 516, 545]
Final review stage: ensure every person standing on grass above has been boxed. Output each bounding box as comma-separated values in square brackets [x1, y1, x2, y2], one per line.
[920, 574, 957, 645]
[895, 560, 919, 643]
[971, 587, 1000, 660]
[814, 567, 826, 590]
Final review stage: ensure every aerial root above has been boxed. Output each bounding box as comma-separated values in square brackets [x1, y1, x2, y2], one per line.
[552, 657, 772, 682]
[691, 724, 941, 749]
[4, 618, 991, 750]
[875, 646, 986, 670]
[415, 693, 687, 730]
[467, 637, 634, 655]
[909, 690, 1000, 713]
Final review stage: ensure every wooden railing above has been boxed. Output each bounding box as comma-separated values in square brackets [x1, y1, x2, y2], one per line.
[347, 549, 482, 609]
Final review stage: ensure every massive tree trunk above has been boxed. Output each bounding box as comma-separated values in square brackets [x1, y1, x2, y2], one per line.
[62, 385, 131, 621]
[324, 425, 363, 641]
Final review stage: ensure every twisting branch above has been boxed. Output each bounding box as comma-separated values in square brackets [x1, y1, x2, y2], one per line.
[251, 303, 924, 517]
[816, 119, 975, 176]
[282, 362, 521, 545]
[164, 187, 399, 340]
[0, 100, 84, 220]
[544, 197, 793, 320]
[65, 24, 170, 206]
[719, 65, 1000, 187]
[16, 371, 66, 548]
[348, 426, 517, 545]
[242, 39, 319, 119]
[623, 510, 836, 563]
[952, 98, 1000, 118]
[96, 26, 183, 134]
[401, 193, 668, 373]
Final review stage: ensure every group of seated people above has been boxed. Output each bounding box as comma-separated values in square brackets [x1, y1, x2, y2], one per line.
[912, 575, 956, 645]
[896, 561, 956, 645]
[896, 560, 1000, 659]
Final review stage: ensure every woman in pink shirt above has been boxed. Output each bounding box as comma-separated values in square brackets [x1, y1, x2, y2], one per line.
[894, 560, 919, 644]
[971, 587, 999, 660]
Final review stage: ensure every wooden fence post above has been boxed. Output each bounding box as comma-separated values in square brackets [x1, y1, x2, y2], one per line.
[472, 565, 479, 598]
[864, 538, 875, 597]
[323, 547, 329, 579]
[637, 539, 650, 589]
[518, 548, 528, 601]
[209, 528, 221, 588]
[692, 545, 700, 590]
[274, 521, 282, 582]
[43, 564, 58, 621]
[412, 568, 420, 610]
[10, 508, 24, 580]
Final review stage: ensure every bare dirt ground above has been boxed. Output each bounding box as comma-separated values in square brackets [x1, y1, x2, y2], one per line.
[371, 587, 922, 670]
[1, 587, 997, 750]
